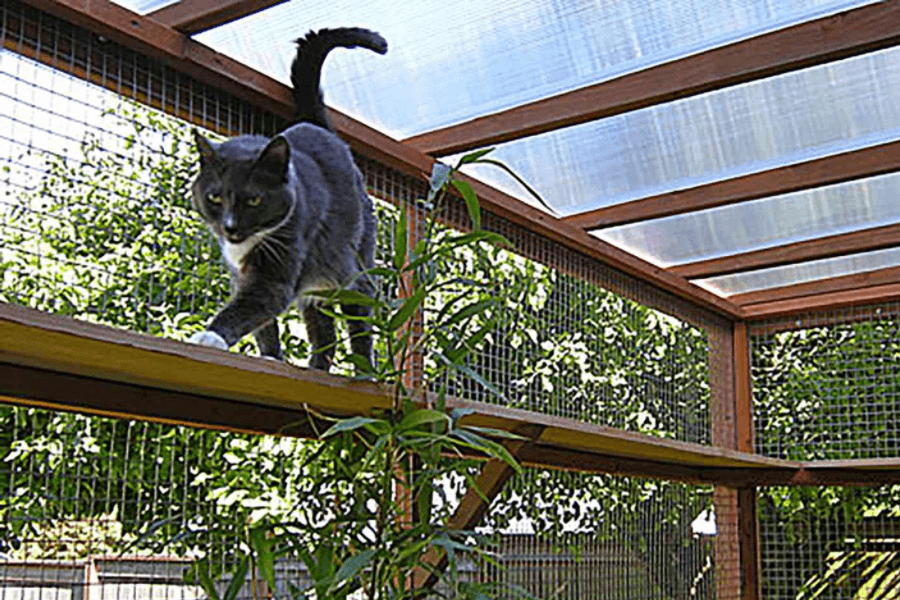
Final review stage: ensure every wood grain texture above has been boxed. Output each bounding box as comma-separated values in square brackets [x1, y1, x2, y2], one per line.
[672, 222, 900, 279]
[403, 1, 900, 156]
[148, 0, 287, 34]
[565, 141, 900, 231]
[3, 304, 900, 486]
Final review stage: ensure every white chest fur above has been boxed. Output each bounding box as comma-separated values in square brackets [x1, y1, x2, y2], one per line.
[222, 233, 264, 271]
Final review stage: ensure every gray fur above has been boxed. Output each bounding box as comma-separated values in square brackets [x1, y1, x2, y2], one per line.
[188, 28, 384, 371]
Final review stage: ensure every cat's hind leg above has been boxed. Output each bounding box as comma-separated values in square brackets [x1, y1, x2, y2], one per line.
[304, 305, 336, 371]
[253, 319, 283, 360]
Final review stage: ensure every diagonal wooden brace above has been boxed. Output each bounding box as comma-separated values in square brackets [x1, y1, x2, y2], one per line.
[410, 423, 545, 591]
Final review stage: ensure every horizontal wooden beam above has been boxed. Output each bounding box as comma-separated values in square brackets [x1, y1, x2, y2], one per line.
[671, 223, 900, 279]
[148, 0, 287, 35]
[732, 265, 900, 306]
[0, 302, 767, 479]
[15, 0, 743, 319]
[4, 302, 900, 486]
[564, 140, 900, 231]
[403, 1, 900, 156]
[517, 445, 900, 487]
[0, 364, 322, 438]
[742, 282, 900, 320]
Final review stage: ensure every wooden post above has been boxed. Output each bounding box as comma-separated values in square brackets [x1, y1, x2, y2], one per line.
[733, 322, 761, 600]
[710, 320, 761, 600]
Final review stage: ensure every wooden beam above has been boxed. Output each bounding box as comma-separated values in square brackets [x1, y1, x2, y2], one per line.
[3, 303, 900, 487]
[0, 364, 321, 437]
[564, 140, 900, 231]
[743, 282, 900, 319]
[0, 302, 777, 477]
[14, 0, 744, 319]
[672, 223, 900, 279]
[403, 2, 900, 156]
[732, 265, 900, 306]
[0, 301, 392, 417]
[412, 425, 545, 591]
[147, 0, 287, 35]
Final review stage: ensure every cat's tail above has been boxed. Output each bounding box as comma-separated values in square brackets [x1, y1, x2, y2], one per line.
[290, 28, 387, 131]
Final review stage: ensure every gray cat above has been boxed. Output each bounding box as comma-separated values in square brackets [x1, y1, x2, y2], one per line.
[187, 28, 386, 371]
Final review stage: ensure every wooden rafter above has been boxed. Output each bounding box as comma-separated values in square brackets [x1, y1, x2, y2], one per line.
[147, 0, 287, 35]
[564, 140, 900, 231]
[731, 265, 900, 306]
[15, 0, 743, 319]
[403, 1, 900, 156]
[742, 282, 900, 319]
[671, 223, 900, 279]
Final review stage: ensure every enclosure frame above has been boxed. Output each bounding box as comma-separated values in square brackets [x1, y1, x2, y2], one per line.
[3, 1, 900, 599]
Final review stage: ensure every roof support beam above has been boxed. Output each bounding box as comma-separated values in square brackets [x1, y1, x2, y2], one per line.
[16, 0, 743, 319]
[742, 282, 900, 319]
[403, 1, 900, 156]
[731, 265, 900, 306]
[147, 0, 287, 35]
[671, 223, 900, 279]
[563, 140, 900, 231]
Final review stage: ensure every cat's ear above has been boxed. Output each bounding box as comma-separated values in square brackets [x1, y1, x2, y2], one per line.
[193, 129, 218, 167]
[254, 136, 290, 181]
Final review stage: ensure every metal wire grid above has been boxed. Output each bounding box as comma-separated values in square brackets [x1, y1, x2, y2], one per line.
[466, 468, 718, 599]
[0, 405, 317, 600]
[758, 485, 900, 600]
[1, 0, 720, 447]
[418, 192, 717, 444]
[749, 302, 900, 461]
[0, 2, 745, 597]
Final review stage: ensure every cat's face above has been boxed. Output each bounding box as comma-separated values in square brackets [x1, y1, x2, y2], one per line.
[190, 131, 294, 244]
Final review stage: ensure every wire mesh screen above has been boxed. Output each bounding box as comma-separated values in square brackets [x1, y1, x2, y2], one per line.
[750, 303, 900, 461]
[751, 306, 900, 599]
[0, 403, 741, 600]
[0, 1, 742, 597]
[759, 484, 900, 600]
[0, 404, 319, 599]
[412, 185, 722, 445]
[465, 468, 721, 599]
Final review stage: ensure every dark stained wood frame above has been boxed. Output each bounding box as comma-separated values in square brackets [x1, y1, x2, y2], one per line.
[742, 282, 900, 319]
[564, 140, 900, 231]
[147, 0, 287, 34]
[403, 1, 900, 156]
[671, 223, 900, 279]
[732, 264, 900, 306]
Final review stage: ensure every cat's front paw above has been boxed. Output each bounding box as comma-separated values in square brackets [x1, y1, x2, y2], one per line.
[188, 330, 228, 350]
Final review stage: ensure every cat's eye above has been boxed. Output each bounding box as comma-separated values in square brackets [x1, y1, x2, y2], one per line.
[247, 196, 262, 207]
[206, 194, 223, 204]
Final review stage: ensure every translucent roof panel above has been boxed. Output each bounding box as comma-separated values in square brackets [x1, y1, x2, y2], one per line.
[453, 44, 900, 217]
[111, 0, 177, 14]
[696, 248, 900, 297]
[195, 0, 874, 138]
[595, 172, 900, 268]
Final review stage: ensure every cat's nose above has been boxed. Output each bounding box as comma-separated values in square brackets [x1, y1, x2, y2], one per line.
[223, 215, 238, 236]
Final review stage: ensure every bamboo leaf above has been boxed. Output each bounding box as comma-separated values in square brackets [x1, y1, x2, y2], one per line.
[393, 206, 408, 270]
[334, 548, 377, 585]
[451, 179, 481, 230]
[387, 287, 426, 331]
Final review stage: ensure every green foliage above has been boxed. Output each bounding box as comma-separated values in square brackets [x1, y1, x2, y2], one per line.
[0, 94, 717, 598]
